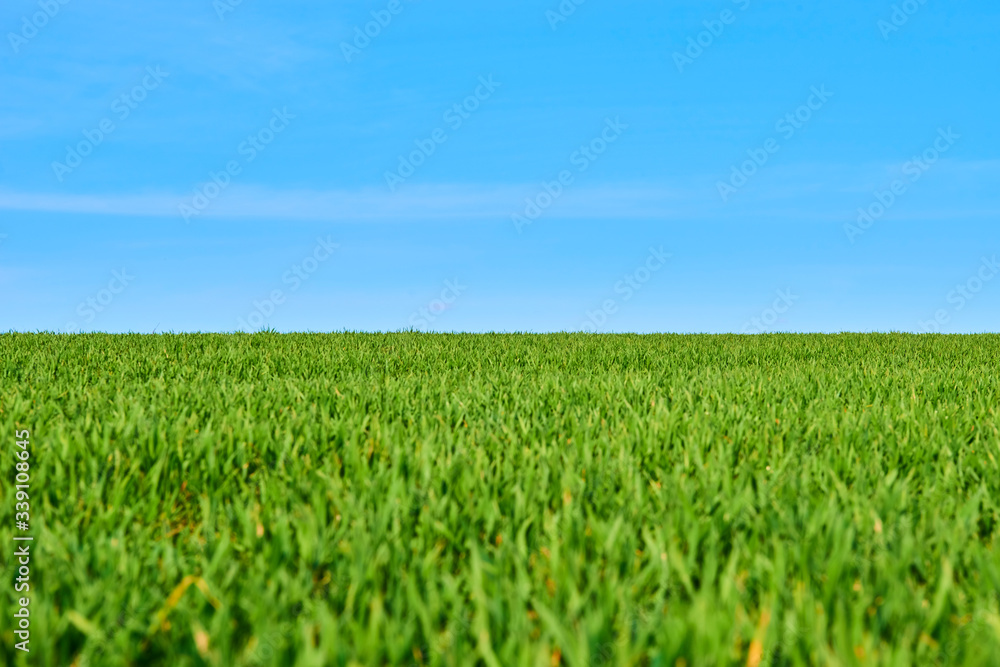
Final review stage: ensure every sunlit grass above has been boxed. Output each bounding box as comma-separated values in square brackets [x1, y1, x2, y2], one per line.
[1, 332, 998, 666]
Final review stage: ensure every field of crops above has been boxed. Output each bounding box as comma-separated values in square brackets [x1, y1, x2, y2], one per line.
[1, 333, 999, 666]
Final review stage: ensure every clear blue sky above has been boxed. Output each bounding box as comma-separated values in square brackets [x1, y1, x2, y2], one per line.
[2, 0, 998, 333]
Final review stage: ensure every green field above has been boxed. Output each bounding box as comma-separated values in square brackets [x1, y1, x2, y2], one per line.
[2, 333, 999, 666]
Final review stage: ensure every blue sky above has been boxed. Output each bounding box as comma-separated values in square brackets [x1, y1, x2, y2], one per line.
[2, 0, 998, 333]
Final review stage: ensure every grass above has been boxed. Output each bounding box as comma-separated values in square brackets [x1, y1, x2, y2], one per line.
[1, 332, 999, 666]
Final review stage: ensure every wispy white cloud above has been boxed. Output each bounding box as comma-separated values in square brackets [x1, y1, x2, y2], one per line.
[2, 159, 997, 223]
[0, 184, 693, 222]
